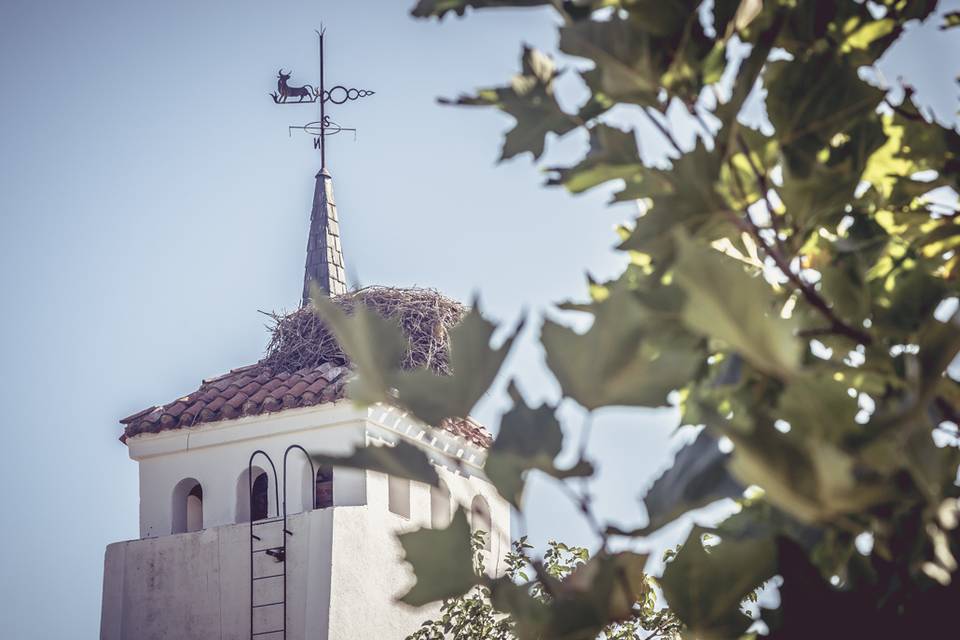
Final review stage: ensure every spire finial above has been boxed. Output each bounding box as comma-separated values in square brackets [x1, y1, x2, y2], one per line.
[269, 28, 373, 304]
[302, 167, 347, 304]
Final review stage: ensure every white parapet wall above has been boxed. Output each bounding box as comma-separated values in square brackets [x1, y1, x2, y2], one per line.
[102, 504, 442, 640]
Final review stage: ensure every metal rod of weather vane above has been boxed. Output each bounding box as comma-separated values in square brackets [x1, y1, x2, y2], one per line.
[318, 28, 326, 168]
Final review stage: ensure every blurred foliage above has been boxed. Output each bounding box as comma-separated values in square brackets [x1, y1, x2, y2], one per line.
[317, 0, 960, 637]
[405, 533, 683, 640]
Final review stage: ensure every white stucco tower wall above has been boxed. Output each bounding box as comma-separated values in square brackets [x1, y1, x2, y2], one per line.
[100, 401, 509, 640]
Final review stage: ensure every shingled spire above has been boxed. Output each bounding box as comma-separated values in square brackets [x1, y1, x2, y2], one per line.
[302, 168, 347, 305]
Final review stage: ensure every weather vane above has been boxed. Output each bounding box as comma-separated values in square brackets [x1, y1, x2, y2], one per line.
[270, 27, 374, 167]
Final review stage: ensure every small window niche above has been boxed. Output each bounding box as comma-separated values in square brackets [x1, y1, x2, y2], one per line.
[251, 472, 269, 521]
[388, 475, 411, 519]
[172, 478, 203, 534]
[315, 465, 334, 509]
[236, 467, 271, 523]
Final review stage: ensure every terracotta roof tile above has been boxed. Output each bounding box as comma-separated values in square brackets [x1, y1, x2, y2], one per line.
[267, 385, 289, 401]
[221, 404, 240, 421]
[226, 392, 249, 410]
[120, 362, 492, 448]
[164, 402, 187, 419]
[247, 388, 270, 405]
[287, 380, 309, 397]
[305, 377, 329, 395]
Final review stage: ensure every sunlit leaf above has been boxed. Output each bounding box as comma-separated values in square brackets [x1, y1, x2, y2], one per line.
[672, 232, 801, 379]
[400, 509, 477, 606]
[312, 439, 440, 487]
[410, 0, 552, 19]
[542, 289, 702, 410]
[441, 46, 576, 160]
[558, 16, 669, 108]
[390, 304, 522, 426]
[661, 519, 775, 638]
[315, 292, 520, 427]
[616, 141, 732, 262]
[765, 52, 884, 175]
[311, 293, 406, 405]
[775, 374, 859, 442]
[485, 383, 593, 508]
[941, 11, 960, 30]
[546, 124, 641, 194]
[640, 429, 744, 535]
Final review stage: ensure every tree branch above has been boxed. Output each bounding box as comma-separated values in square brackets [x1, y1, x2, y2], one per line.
[722, 148, 874, 346]
[641, 106, 684, 157]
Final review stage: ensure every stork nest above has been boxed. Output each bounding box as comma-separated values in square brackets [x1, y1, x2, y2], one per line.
[262, 286, 467, 375]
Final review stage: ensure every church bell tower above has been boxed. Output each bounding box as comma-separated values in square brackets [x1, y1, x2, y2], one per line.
[99, 29, 508, 640]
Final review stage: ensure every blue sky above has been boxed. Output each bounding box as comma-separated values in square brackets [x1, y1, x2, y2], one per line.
[2, 1, 958, 637]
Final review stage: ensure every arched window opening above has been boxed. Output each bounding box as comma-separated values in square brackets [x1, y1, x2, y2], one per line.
[388, 475, 411, 519]
[316, 466, 334, 509]
[186, 484, 203, 532]
[236, 467, 271, 523]
[471, 495, 492, 552]
[430, 481, 451, 529]
[251, 472, 269, 521]
[172, 478, 203, 534]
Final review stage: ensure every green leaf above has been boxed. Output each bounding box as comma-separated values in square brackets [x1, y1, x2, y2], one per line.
[410, 0, 552, 19]
[874, 266, 950, 334]
[713, 17, 778, 143]
[917, 310, 960, 391]
[489, 552, 651, 639]
[485, 383, 593, 508]
[390, 304, 522, 426]
[640, 429, 744, 535]
[765, 52, 884, 174]
[616, 141, 732, 262]
[546, 125, 641, 194]
[779, 116, 886, 229]
[729, 0, 764, 35]
[399, 509, 477, 606]
[316, 291, 520, 428]
[672, 232, 801, 379]
[725, 421, 892, 524]
[312, 439, 440, 487]
[441, 46, 576, 160]
[661, 521, 775, 638]
[311, 292, 406, 405]
[487, 577, 552, 638]
[889, 95, 960, 192]
[775, 373, 860, 443]
[557, 552, 651, 625]
[558, 16, 668, 108]
[941, 11, 960, 30]
[410, 0, 625, 20]
[777, 2, 907, 61]
[541, 289, 702, 410]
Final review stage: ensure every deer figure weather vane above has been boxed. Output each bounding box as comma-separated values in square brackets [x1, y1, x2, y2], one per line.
[270, 27, 374, 167]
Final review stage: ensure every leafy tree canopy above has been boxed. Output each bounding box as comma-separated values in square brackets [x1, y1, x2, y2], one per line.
[317, 0, 960, 637]
[405, 532, 683, 640]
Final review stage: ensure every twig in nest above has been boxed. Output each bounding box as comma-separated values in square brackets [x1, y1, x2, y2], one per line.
[261, 286, 467, 375]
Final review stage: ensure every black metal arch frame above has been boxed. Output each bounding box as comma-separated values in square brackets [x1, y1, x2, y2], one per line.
[247, 445, 320, 640]
[248, 450, 280, 639]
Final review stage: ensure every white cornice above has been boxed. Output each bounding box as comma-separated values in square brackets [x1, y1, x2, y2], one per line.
[126, 401, 488, 469]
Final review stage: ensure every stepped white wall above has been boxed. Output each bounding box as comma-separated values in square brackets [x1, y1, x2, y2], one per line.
[102, 506, 420, 640]
[102, 401, 510, 639]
